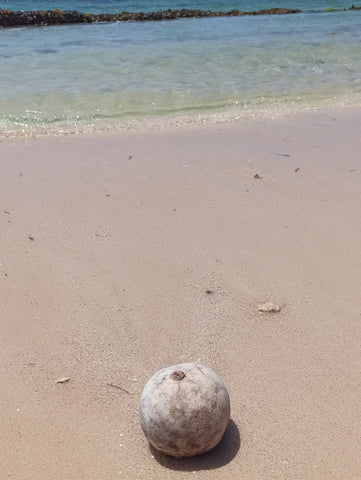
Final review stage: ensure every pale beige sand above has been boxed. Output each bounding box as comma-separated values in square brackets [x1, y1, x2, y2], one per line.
[1, 108, 361, 479]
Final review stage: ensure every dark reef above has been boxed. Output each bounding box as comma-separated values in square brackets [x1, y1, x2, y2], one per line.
[0, 8, 302, 28]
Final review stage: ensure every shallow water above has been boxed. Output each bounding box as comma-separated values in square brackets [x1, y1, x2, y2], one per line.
[0, 0, 356, 13]
[1, 0, 361, 136]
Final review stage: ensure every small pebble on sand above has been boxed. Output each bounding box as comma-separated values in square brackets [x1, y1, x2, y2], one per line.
[258, 302, 281, 313]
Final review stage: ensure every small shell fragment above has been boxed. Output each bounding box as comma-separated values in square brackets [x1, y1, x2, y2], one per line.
[258, 302, 281, 313]
[56, 377, 70, 384]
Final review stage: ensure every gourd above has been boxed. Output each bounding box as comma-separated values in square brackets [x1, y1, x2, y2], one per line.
[139, 362, 230, 458]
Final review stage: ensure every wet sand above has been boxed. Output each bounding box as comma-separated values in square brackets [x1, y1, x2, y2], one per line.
[1, 108, 361, 479]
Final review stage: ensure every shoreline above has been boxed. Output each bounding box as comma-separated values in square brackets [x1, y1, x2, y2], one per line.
[2, 98, 361, 140]
[1, 106, 361, 478]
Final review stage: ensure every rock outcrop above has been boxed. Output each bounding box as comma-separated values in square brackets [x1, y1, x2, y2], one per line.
[0, 8, 302, 28]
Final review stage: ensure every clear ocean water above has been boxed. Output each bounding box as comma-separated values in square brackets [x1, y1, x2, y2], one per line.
[1, 0, 361, 136]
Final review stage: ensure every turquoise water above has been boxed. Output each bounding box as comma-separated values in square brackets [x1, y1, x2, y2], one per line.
[1, 1, 361, 136]
[0, 0, 356, 13]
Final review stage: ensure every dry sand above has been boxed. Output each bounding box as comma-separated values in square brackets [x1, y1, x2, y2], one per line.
[1, 108, 361, 479]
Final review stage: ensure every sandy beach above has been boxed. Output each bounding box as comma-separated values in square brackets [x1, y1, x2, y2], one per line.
[1, 108, 361, 479]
